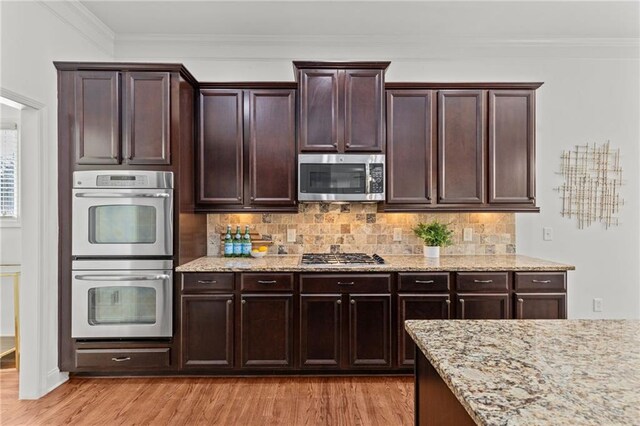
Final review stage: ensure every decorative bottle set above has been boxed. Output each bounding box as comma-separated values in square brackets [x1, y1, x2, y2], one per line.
[223, 225, 252, 257]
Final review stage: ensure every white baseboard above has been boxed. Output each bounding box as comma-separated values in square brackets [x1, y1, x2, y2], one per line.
[44, 368, 69, 396]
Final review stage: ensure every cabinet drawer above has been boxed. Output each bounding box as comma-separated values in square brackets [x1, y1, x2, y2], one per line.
[182, 273, 234, 293]
[300, 274, 391, 293]
[456, 272, 509, 292]
[515, 272, 566, 292]
[241, 273, 294, 292]
[75, 348, 171, 370]
[398, 273, 450, 292]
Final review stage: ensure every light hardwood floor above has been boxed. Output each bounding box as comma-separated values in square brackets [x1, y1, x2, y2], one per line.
[0, 370, 414, 425]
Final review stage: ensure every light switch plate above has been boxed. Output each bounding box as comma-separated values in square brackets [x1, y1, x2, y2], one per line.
[593, 298, 603, 312]
[463, 228, 473, 242]
[543, 227, 553, 241]
[286, 228, 296, 243]
[393, 228, 402, 242]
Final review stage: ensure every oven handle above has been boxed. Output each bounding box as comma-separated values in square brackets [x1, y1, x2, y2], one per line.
[75, 192, 170, 198]
[74, 274, 171, 281]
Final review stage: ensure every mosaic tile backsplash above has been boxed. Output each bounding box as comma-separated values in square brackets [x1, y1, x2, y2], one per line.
[207, 204, 516, 256]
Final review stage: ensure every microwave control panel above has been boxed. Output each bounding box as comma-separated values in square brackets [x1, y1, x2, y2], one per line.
[369, 164, 384, 194]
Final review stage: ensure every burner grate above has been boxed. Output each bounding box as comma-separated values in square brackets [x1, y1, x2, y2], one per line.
[301, 253, 385, 265]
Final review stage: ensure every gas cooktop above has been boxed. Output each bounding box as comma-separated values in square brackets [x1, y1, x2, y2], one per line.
[300, 253, 385, 265]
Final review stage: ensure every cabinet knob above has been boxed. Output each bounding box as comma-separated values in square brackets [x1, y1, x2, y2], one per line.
[333, 142, 338, 147]
[336, 299, 342, 305]
[227, 299, 232, 305]
[241, 299, 246, 305]
[345, 142, 350, 148]
[445, 299, 451, 305]
[250, 196, 255, 201]
[350, 299, 355, 305]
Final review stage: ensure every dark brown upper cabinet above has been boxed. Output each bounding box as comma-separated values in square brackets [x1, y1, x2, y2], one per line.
[386, 90, 435, 205]
[438, 90, 486, 204]
[73, 71, 121, 164]
[383, 82, 541, 212]
[197, 86, 297, 212]
[488, 90, 535, 204]
[295, 62, 388, 153]
[122, 72, 171, 165]
[72, 70, 170, 166]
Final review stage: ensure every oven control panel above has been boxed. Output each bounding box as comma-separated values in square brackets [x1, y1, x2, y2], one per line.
[96, 175, 149, 187]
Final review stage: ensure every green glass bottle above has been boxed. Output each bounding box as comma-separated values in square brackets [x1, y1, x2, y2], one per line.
[233, 226, 242, 257]
[242, 225, 252, 257]
[224, 225, 233, 257]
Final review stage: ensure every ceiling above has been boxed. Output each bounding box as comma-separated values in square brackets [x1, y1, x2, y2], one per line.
[80, 1, 639, 40]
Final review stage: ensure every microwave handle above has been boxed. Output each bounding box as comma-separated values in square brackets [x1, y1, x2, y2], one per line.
[365, 164, 373, 194]
[74, 274, 171, 281]
[75, 193, 170, 198]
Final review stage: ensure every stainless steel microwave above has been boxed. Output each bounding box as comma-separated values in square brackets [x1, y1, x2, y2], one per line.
[298, 154, 385, 202]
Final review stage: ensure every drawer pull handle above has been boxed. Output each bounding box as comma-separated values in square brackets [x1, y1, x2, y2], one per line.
[415, 280, 435, 284]
[531, 280, 551, 284]
[111, 357, 131, 362]
[257, 280, 277, 284]
[473, 280, 493, 283]
[338, 282, 355, 286]
[197, 280, 217, 284]
[517, 298, 524, 319]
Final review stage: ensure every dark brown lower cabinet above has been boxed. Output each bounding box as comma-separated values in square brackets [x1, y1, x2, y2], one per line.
[349, 294, 391, 368]
[397, 294, 451, 367]
[456, 293, 510, 319]
[300, 294, 342, 368]
[181, 294, 234, 368]
[240, 294, 293, 368]
[515, 293, 567, 319]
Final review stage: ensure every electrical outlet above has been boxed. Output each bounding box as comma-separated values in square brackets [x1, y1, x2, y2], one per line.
[463, 228, 473, 242]
[286, 228, 296, 243]
[593, 298, 603, 312]
[393, 228, 402, 242]
[543, 227, 553, 241]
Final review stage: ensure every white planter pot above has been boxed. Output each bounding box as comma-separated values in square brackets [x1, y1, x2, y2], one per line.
[424, 246, 440, 258]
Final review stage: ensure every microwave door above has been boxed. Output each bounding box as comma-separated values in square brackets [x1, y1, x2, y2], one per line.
[72, 189, 172, 257]
[300, 163, 367, 200]
[71, 272, 172, 338]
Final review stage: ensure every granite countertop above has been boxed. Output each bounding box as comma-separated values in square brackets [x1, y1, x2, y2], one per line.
[175, 254, 574, 272]
[405, 320, 640, 426]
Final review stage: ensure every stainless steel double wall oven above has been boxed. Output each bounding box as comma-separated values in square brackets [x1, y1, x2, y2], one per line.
[71, 171, 174, 339]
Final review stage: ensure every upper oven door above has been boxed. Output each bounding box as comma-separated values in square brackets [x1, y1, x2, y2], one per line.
[72, 188, 173, 257]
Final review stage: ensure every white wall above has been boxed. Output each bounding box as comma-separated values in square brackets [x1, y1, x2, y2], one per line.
[117, 41, 640, 320]
[0, 1, 112, 398]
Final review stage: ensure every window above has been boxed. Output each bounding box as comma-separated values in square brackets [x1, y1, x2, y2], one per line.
[0, 123, 18, 220]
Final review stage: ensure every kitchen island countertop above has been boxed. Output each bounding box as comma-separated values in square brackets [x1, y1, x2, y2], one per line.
[176, 254, 574, 272]
[405, 319, 640, 426]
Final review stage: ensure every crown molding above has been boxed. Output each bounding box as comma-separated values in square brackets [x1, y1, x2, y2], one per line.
[37, 0, 115, 57]
[114, 34, 640, 61]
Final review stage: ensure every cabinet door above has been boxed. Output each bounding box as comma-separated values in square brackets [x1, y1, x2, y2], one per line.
[300, 294, 342, 368]
[123, 72, 170, 165]
[181, 294, 234, 368]
[515, 293, 566, 319]
[397, 294, 450, 367]
[198, 89, 244, 204]
[349, 294, 391, 368]
[438, 90, 486, 204]
[73, 71, 120, 164]
[344, 69, 384, 152]
[247, 89, 296, 206]
[298, 69, 340, 152]
[240, 294, 293, 368]
[386, 90, 434, 204]
[457, 293, 509, 319]
[488, 90, 535, 204]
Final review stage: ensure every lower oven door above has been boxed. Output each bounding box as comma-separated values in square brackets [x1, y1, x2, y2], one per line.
[72, 270, 172, 338]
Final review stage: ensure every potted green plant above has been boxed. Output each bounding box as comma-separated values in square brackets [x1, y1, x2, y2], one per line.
[412, 221, 454, 258]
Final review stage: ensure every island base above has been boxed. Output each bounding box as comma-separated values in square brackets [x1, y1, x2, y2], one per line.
[415, 346, 475, 426]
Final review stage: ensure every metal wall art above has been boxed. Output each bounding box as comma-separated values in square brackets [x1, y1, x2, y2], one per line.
[555, 141, 624, 229]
